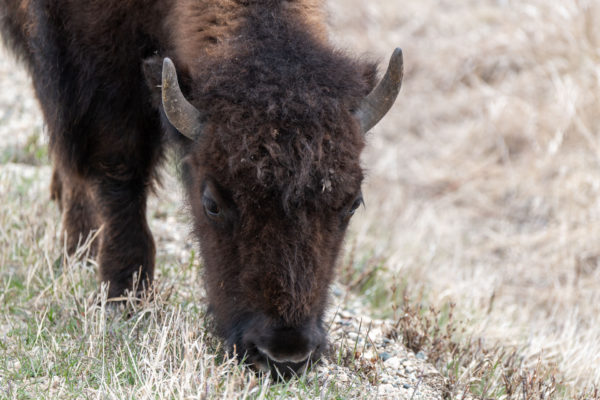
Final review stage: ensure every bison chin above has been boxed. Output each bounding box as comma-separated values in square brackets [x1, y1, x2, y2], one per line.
[225, 312, 327, 378]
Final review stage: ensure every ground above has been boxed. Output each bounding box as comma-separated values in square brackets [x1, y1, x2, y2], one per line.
[1, 0, 600, 399]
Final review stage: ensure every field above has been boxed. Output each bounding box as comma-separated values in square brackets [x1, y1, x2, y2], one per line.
[1, 0, 600, 398]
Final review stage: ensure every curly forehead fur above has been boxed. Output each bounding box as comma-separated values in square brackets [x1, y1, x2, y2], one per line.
[175, 0, 378, 210]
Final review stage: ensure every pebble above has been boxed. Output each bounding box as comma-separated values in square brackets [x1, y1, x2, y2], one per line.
[384, 356, 401, 370]
[331, 285, 344, 298]
[379, 383, 395, 394]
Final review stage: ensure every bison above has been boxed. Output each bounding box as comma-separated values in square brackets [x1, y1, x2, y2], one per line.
[0, 0, 403, 374]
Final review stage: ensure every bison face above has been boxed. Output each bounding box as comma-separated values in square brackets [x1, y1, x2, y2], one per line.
[157, 50, 402, 375]
[183, 168, 363, 375]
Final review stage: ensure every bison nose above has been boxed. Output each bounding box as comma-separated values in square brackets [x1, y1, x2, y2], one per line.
[245, 320, 325, 367]
[257, 346, 312, 364]
[256, 326, 316, 364]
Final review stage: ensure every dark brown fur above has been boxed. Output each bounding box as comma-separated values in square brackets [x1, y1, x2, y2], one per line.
[1, 0, 378, 373]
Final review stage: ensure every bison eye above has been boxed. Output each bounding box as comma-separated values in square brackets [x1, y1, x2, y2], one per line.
[202, 192, 220, 218]
[347, 194, 364, 216]
[201, 182, 238, 229]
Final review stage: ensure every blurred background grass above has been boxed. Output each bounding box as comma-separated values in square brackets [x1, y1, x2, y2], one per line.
[329, 0, 600, 388]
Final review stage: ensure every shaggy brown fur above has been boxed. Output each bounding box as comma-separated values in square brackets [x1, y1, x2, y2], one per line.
[1, 0, 381, 374]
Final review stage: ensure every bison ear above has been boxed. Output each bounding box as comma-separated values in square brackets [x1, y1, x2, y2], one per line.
[142, 56, 163, 107]
[361, 61, 379, 96]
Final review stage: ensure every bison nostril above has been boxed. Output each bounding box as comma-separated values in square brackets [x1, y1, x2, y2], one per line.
[256, 345, 312, 364]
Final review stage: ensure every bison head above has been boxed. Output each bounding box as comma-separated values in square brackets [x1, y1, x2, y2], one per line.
[158, 49, 402, 375]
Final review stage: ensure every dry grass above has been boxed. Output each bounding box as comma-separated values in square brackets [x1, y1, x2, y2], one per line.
[2, 0, 600, 398]
[0, 163, 390, 398]
[328, 0, 600, 393]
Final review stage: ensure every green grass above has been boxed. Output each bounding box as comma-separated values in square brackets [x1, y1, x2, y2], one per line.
[0, 129, 47, 166]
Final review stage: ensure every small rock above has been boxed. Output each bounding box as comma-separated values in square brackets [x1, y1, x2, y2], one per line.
[380, 351, 392, 361]
[384, 356, 401, 370]
[364, 350, 375, 360]
[403, 383, 411, 389]
[416, 351, 426, 360]
[331, 285, 343, 297]
[379, 383, 395, 394]
[337, 371, 349, 383]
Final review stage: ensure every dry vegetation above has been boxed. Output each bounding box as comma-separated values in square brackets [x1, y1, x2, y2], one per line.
[2, 0, 600, 398]
[330, 0, 600, 395]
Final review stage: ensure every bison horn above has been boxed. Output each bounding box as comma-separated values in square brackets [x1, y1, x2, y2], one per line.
[355, 48, 404, 134]
[161, 57, 204, 140]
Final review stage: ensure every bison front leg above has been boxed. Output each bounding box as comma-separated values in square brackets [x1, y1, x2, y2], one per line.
[51, 166, 100, 255]
[94, 177, 155, 298]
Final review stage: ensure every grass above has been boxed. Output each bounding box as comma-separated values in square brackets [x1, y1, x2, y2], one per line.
[338, 249, 600, 398]
[0, 129, 47, 166]
[0, 164, 387, 399]
[3, 0, 600, 398]
[329, 0, 600, 395]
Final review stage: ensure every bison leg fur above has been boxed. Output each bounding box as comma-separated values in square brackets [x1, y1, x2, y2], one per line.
[93, 176, 155, 298]
[51, 165, 100, 255]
